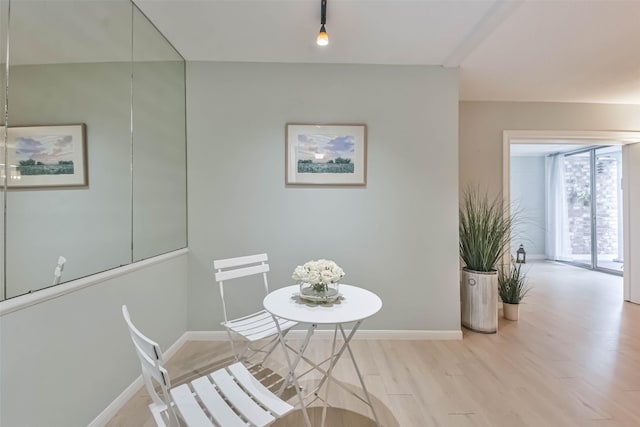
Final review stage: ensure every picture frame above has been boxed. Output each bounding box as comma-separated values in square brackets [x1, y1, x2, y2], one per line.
[285, 123, 367, 186]
[3, 124, 87, 188]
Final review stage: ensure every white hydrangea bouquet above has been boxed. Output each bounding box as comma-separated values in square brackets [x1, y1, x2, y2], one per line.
[292, 259, 345, 302]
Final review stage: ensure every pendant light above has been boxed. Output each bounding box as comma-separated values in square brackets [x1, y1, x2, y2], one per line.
[317, 0, 328, 46]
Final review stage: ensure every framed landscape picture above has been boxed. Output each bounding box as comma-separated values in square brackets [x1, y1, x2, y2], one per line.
[286, 124, 367, 185]
[5, 124, 87, 188]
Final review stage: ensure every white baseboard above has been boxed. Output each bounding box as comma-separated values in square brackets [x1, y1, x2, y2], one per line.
[184, 330, 229, 341]
[87, 377, 145, 427]
[185, 329, 462, 341]
[87, 332, 189, 427]
[347, 329, 463, 340]
[91, 327, 462, 426]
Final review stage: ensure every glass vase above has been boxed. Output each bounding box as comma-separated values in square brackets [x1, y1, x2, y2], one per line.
[299, 281, 340, 303]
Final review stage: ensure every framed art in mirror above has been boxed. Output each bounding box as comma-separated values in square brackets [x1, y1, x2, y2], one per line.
[285, 123, 367, 185]
[5, 124, 87, 188]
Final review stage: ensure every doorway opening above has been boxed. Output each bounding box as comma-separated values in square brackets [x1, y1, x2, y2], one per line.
[503, 130, 640, 302]
[511, 144, 623, 275]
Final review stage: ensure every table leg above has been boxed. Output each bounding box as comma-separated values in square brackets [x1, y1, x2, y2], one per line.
[314, 320, 361, 393]
[310, 321, 381, 426]
[320, 325, 339, 427]
[272, 315, 312, 427]
[339, 324, 381, 427]
[279, 323, 316, 394]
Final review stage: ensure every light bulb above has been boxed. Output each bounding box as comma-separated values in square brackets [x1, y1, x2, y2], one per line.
[317, 25, 329, 46]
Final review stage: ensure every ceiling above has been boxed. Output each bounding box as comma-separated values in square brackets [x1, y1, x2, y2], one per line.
[133, 0, 640, 104]
[6, 1, 181, 65]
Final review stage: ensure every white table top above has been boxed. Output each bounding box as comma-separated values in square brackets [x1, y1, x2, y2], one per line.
[263, 284, 382, 325]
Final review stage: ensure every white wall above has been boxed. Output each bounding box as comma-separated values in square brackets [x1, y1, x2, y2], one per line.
[0, 253, 188, 427]
[459, 102, 640, 195]
[186, 62, 460, 331]
[510, 156, 546, 257]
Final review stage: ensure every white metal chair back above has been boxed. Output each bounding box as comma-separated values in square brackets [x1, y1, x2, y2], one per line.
[122, 305, 179, 427]
[51, 256, 66, 286]
[213, 253, 270, 324]
[213, 253, 299, 363]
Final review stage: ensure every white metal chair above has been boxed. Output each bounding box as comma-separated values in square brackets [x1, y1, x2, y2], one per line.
[213, 253, 298, 363]
[122, 305, 294, 427]
[51, 255, 66, 286]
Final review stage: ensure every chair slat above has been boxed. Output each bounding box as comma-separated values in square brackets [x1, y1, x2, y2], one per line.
[210, 369, 275, 427]
[139, 351, 169, 386]
[228, 363, 294, 417]
[191, 376, 247, 427]
[242, 328, 281, 342]
[234, 321, 282, 340]
[224, 310, 272, 328]
[215, 263, 269, 282]
[169, 384, 215, 427]
[123, 306, 162, 362]
[280, 320, 298, 330]
[224, 311, 295, 332]
[227, 319, 286, 340]
[225, 313, 297, 341]
[214, 253, 268, 269]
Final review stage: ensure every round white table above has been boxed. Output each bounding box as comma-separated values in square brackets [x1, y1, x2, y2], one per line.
[263, 284, 382, 325]
[263, 284, 382, 427]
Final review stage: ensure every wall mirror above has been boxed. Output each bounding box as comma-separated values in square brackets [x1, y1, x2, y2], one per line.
[1, 0, 7, 300]
[0, 0, 187, 301]
[132, 5, 187, 262]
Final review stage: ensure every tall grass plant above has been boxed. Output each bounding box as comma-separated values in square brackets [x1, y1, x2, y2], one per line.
[459, 187, 517, 272]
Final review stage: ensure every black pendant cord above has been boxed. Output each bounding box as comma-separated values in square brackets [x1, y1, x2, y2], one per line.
[321, 0, 327, 25]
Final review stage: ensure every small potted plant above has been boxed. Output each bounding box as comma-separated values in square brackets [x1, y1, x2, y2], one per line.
[498, 263, 530, 320]
[459, 187, 517, 332]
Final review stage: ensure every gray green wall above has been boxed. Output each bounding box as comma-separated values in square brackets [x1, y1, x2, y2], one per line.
[186, 62, 461, 331]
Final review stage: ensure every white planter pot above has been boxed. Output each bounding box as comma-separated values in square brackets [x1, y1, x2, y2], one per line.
[503, 302, 519, 321]
[460, 268, 498, 333]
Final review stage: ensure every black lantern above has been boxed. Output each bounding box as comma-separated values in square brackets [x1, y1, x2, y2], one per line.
[516, 244, 526, 264]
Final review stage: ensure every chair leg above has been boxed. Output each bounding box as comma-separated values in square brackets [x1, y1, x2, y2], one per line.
[225, 328, 240, 362]
[226, 324, 294, 366]
[259, 328, 292, 365]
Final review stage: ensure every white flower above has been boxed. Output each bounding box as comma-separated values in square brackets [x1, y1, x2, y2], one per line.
[317, 259, 329, 269]
[307, 270, 321, 285]
[331, 265, 345, 279]
[292, 259, 345, 285]
[292, 265, 308, 282]
[320, 269, 337, 284]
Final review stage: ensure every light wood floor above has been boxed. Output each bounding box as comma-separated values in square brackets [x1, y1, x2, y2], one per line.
[106, 261, 640, 427]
